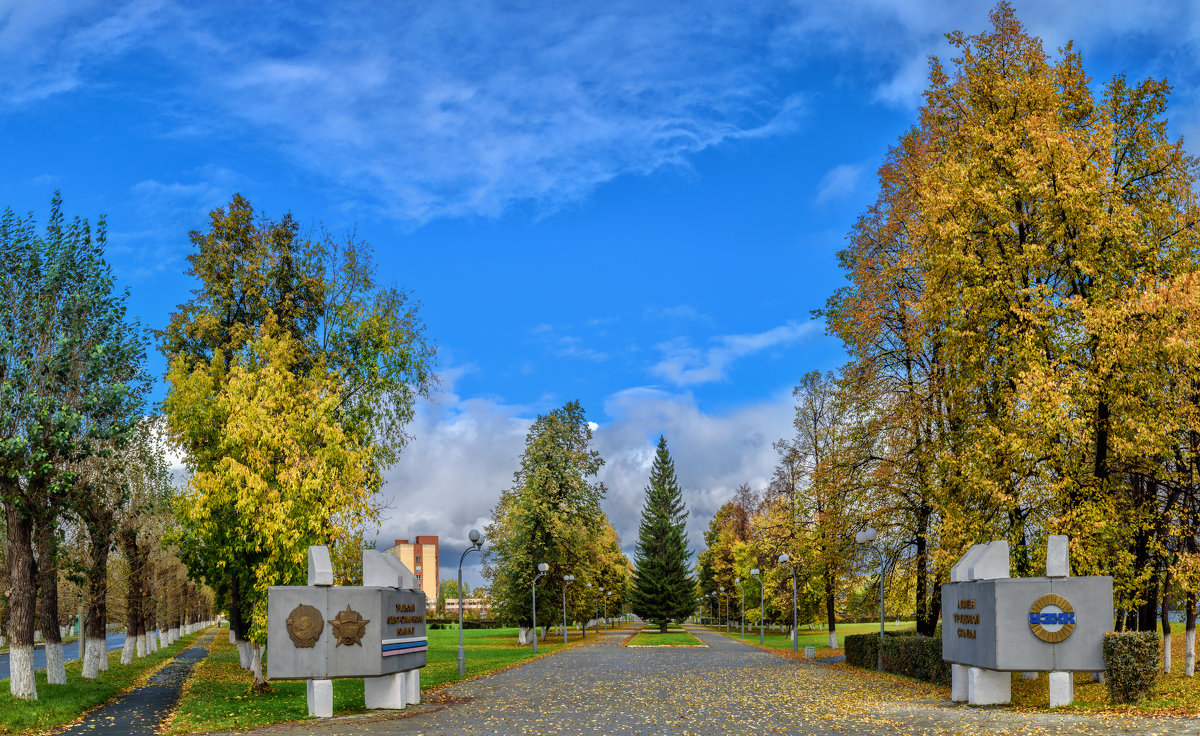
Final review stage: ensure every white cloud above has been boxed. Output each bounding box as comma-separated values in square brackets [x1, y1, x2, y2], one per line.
[815, 163, 866, 204]
[651, 320, 819, 387]
[378, 382, 795, 588]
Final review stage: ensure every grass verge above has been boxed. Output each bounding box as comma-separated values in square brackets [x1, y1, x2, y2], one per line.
[0, 630, 206, 735]
[626, 629, 705, 647]
[164, 624, 614, 735]
[1009, 631, 1200, 716]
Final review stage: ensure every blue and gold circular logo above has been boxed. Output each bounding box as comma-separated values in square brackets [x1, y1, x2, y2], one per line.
[1028, 594, 1076, 643]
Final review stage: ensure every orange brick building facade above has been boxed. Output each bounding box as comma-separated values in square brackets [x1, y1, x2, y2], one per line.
[386, 536, 439, 606]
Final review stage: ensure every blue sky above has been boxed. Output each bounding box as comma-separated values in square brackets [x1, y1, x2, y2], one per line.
[4, 1, 1200, 587]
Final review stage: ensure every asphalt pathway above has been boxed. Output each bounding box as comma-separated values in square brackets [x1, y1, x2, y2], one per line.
[206, 625, 1199, 736]
[55, 629, 216, 736]
[0, 633, 125, 679]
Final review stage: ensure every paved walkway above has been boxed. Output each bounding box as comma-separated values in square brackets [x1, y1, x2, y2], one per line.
[205, 623, 1200, 736]
[56, 629, 216, 736]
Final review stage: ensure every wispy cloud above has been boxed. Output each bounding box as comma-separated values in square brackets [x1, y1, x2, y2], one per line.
[4, 1, 1199, 224]
[651, 320, 819, 387]
[106, 166, 246, 281]
[0, 0, 171, 103]
[815, 162, 866, 204]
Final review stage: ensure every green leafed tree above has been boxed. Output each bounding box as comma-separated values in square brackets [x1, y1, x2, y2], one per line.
[630, 436, 695, 632]
[0, 195, 148, 698]
[483, 400, 609, 644]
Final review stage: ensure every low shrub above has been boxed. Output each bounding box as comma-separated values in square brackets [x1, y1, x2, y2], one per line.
[426, 618, 504, 630]
[1102, 631, 1159, 704]
[844, 631, 949, 686]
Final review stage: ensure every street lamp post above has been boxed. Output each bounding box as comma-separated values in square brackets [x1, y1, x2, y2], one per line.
[598, 587, 605, 631]
[778, 553, 799, 653]
[604, 591, 611, 629]
[457, 529, 484, 677]
[583, 582, 589, 638]
[719, 586, 729, 633]
[734, 577, 745, 638]
[532, 562, 549, 654]
[561, 575, 575, 644]
[856, 527, 885, 672]
[752, 568, 763, 644]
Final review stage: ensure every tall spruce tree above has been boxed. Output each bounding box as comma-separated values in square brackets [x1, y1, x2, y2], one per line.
[631, 436, 695, 632]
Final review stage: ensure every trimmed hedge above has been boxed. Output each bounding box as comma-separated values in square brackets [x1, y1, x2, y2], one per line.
[426, 618, 505, 630]
[844, 630, 950, 686]
[1102, 631, 1158, 703]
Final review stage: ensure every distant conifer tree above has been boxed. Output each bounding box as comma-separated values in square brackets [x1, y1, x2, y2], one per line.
[630, 436, 695, 632]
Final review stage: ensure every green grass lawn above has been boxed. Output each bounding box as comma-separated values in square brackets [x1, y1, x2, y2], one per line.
[626, 629, 705, 647]
[0, 630, 206, 735]
[703, 620, 915, 657]
[165, 624, 612, 735]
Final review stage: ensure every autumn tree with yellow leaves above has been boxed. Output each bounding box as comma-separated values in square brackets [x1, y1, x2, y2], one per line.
[168, 318, 376, 685]
[823, 2, 1200, 663]
[161, 195, 435, 684]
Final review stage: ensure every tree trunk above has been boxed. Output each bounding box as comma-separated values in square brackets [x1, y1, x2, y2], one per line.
[1093, 397, 1109, 481]
[913, 504, 935, 636]
[35, 512, 66, 685]
[5, 500, 38, 699]
[82, 512, 111, 679]
[229, 573, 253, 668]
[250, 643, 267, 688]
[1163, 588, 1172, 674]
[1186, 591, 1196, 677]
[517, 626, 532, 645]
[122, 528, 141, 663]
[824, 568, 836, 637]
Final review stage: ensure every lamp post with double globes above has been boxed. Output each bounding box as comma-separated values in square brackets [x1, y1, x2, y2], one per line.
[856, 526, 885, 672]
[532, 562, 549, 654]
[561, 575, 575, 644]
[604, 591, 612, 629]
[456, 529, 484, 677]
[751, 568, 763, 644]
[734, 577, 745, 638]
[778, 553, 799, 653]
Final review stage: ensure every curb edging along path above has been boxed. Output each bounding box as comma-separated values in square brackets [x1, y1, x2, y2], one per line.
[54, 629, 216, 736]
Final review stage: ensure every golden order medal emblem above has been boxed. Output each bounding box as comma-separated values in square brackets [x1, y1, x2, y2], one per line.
[329, 605, 370, 646]
[285, 604, 324, 648]
[1028, 594, 1076, 643]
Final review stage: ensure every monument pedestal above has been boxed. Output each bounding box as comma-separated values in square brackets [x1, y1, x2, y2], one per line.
[307, 679, 333, 718]
[951, 664, 969, 702]
[406, 669, 421, 705]
[1048, 671, 1073, 707]
[968, 667, 1011, 705]
[365, 673, 407, 709]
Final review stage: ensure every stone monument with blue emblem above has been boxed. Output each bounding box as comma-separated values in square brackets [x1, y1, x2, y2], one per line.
[941, 535, 1113, 707]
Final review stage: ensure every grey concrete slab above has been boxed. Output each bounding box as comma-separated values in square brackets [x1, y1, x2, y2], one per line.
[202, 622, 1200, 736]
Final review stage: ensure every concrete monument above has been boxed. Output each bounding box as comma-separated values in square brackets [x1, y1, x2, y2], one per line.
[267, 546, 427, 716]
[942, 535, 1113, 707]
